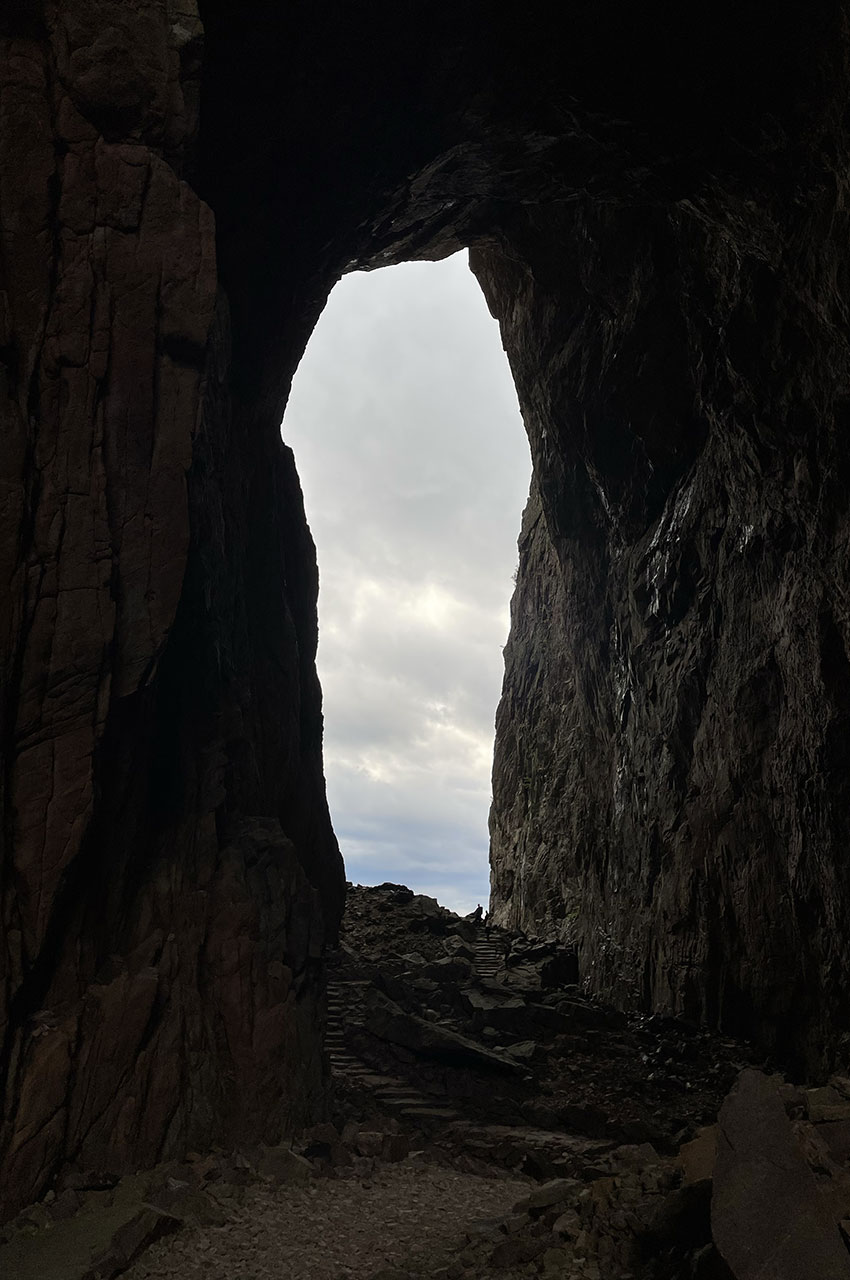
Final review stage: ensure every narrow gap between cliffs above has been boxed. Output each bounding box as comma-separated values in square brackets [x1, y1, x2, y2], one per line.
[281, 252, 531, 915]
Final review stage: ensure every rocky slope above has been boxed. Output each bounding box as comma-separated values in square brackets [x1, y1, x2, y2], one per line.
[283, 883, 850, 1278]
[331, 885, 755, 1155]
[6, 882, 850, 1280]
[2, 0, 850, 1217]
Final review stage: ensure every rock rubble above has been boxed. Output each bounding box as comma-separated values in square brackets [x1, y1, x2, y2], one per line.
[4, 881, 850, 1279]
[332, 884, 753, 1150]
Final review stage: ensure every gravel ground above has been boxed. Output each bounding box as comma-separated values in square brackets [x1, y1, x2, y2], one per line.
[126, 1162, 527, 1280]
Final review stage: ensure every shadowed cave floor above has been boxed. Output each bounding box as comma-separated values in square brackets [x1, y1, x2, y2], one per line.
[5, 885, 850, 1280]
[127, 1162, 529, 1280]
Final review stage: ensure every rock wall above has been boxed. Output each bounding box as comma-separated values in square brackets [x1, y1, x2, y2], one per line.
[1, 0, 848, 1217]
[0, 2, 342, 1218]
[479, 179, 850, 1072]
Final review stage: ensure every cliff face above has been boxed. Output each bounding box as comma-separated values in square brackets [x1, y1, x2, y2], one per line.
[1, 0, 847, 1216]
[0, 1, 341, 1217]
[479, 186, 850, 1072]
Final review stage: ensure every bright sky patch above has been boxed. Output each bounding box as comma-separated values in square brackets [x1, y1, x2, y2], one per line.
[282, 253, 530, 914]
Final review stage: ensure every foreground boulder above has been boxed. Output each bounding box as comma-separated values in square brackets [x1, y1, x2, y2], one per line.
[712, 1070, 850, 1279]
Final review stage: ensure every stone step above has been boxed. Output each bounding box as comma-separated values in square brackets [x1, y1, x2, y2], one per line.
[335, 1068, 394, 1084]
[374, 1092, 428, 1104]
[373, 1090, 427, 1100]
[398, 1106, 460, 1121]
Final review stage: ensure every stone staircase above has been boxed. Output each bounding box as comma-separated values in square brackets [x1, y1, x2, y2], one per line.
[325, 972, 461, 1126]
[474, 934, 503, 979]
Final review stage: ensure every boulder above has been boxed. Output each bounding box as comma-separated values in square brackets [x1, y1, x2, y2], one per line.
[49, 1188, 82, 1221]
[819, 1121, 850, 1166]
[557, 1101, 610, 1139]
[420, 956, 474, 983]
[463, 990, 523, 1014]
[678, 1126, 718, 1185]
[255, 1146, 313, 1185]
[364, 990, 523, 1074]
[354, 1131, 385, 1158]
[513, 1178, 581, 1213]
[712, 1070, 850, 1279]
[84, 1209, 178, 1280]
[442, 937, 477, 961]
[807, 1087, 850, 1124]
[644, 1181, 713, 1261]
[145, 1179, 226, 1227]
[489, 1234, 550, 1267]
[504, 1040, 538, 1063]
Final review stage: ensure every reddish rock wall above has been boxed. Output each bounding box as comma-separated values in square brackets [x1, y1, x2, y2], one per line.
[0, 2, 342, 1217]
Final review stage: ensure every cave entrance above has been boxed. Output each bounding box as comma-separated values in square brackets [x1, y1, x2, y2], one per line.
[282, 253, 531, 915]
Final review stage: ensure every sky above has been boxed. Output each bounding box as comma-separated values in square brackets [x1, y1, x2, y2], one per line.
[282, 252, 531, 915]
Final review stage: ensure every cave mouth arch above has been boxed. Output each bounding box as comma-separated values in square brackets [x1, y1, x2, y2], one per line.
[281, 254, 531, 914]
[1, 0, 848, 1220]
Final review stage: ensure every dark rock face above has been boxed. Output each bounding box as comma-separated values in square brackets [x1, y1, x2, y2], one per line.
[1, 0, 848, 1216]
[712, 1070, 850, 1278]
[0, 2, 341, 1217]
[480, 172, 850, 1070]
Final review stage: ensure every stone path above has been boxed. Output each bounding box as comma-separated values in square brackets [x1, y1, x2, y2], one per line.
[473, 935, 504, 980]
[125, 1162, 526, 1280]
[326, 970, 461, 1125]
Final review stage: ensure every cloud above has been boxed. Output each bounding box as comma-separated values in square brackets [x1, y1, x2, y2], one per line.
[282, 252, 530, 913]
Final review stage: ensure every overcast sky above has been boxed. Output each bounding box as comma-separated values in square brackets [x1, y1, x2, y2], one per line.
[282, 253, 531, 915]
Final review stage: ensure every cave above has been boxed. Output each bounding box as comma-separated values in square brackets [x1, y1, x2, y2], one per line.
[2, 0, 850, 1222]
